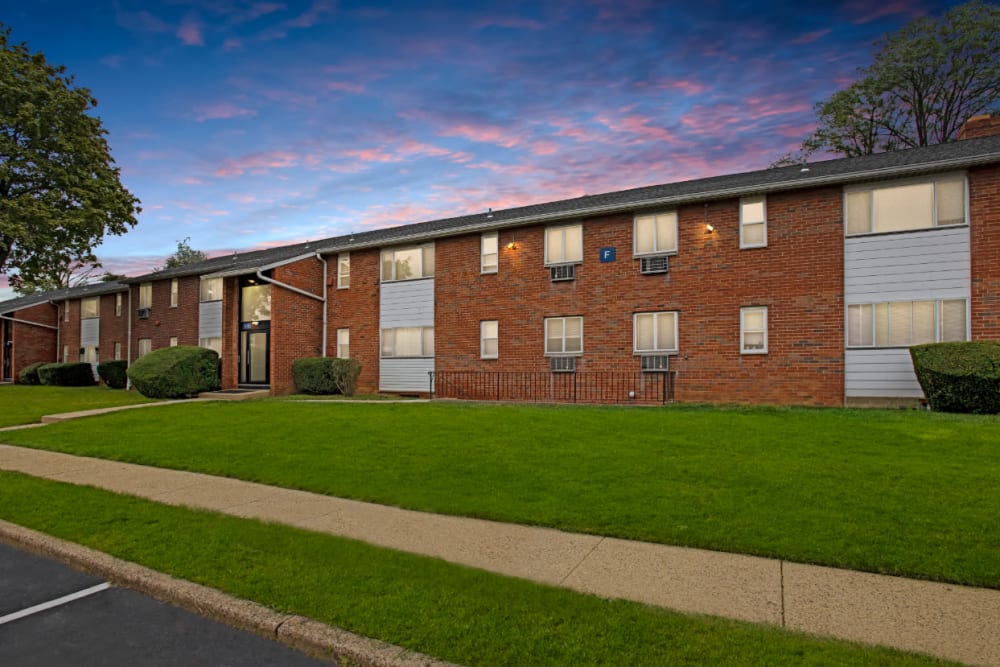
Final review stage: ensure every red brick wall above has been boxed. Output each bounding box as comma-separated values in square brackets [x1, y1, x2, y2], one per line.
[958, 115, 1000, 140]
[970, 164, 1000, 340]
[435, 186, 845, 406]
[221, 278, 240, 389]
[99, 292, 128, 361]
[270, 257, 324, 394]
[130, 277, 200, 359]
[11, 303, 58, 381]
[325, 249, 380, 393]
[61, 299, 80, 361]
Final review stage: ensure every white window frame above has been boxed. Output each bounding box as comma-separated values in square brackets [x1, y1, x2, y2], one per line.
[63, 300, 69, 322]
[544, 224, 583, 266]
[481, 320, 498, 359]
[62, 345, 68, 362]
[740, 307, 768, 355]
[80, 297, 100, 320]
[633, 312, 679, 354]
[139, 283, 152, 309]
[846, 299, 968, 348]
[114, 342, 122, 360]
[544, 316, 583, 356]
[380, 326, 434, 358]
[200, 277, 223, 302]
[169, 336, 178, 347]
[199, 337, 222, 355]
[138, 338, 152, 358]
[338, 253, 350, 289]
[115, 293, 123, 317]
[481, 232, 498, 274]
[380, 244, 435, 282]
[170, 279, 179, 307]
[844, 173, 968, 236]
[633, 211, 678, 257]
[337, 328, 350, 359]
[740, 196, 767, 249]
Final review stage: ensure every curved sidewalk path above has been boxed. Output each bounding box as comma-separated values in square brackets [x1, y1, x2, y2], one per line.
[0, 443, 997, 666]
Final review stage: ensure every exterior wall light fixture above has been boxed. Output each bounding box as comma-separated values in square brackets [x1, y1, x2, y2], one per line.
[706, 224, 715, 233]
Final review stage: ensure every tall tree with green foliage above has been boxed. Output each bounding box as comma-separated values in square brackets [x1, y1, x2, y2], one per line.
[0, 25, 140, 291]
[776, 1, 1000, 165]
[162, 237, 208, 269]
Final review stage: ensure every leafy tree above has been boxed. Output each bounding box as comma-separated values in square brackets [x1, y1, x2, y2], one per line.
[780, 1, 1000, 164]
[0, 26, 140, 291]
[13, 257, 101, 295]
[162, 237, 208, 269]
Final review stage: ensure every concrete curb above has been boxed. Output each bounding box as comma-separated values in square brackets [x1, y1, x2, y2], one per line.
[0, 520, 459, 667]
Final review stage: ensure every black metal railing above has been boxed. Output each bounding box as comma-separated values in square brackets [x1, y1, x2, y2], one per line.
[429, 371, 675, 405]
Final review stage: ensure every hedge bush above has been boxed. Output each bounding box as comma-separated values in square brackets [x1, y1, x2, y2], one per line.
[37, 362, 97, 387]
[97, 360, 129, 389]
[292, 357, 361, 396]
[127, 346, 220, 399]
[17, 361, 48, 385]
[910, 341, 1000, 414]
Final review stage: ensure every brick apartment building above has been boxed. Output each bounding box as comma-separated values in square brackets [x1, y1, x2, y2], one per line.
[4, 115, 1000, 407]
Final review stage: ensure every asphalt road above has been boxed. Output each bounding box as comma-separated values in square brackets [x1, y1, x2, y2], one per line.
[0, 541, 330, 666]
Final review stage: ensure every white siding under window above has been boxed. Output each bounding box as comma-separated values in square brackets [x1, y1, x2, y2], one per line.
[380, 278, 434, 392]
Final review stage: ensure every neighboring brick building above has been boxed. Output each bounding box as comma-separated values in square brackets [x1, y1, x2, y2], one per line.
[4, 119, 1000, 406]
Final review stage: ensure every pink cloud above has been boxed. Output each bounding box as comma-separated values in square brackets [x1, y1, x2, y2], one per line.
[594, 112, 679, 145]
[325, 81, 366, 94]
[846, 0, 923, 24]
[440, 122, 524, 149]
[214, 150, 301, 177]
[654, 79, 708, 96]
[193, 102, 257, 121]
[180, 176, 205, 185]
[745, 95, 811, 119]
[790, 29, 831, 45]
[177, 16, 205, 46]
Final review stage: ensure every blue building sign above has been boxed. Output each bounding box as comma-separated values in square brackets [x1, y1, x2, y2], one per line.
[599, 247, 616, 263]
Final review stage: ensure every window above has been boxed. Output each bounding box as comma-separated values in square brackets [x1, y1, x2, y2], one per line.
[170, 279, 179, 307]
[544, 317, 583, 355]
[741, 307, 768, 354]
[169, 336, 178, 347]
[200, 277, 222, 302]
[481, 320, 498, 359]
[138, 338, 152, 358]
[845, 175, 966, 235]
[481, 232, 498, 273]
[847, 299, 967, 347]
[633, 312, 678, 354]
[115, 293, 122, 317]
[633, 212, 677, 256]
[81, 297, 100, 319]
[338, 253, 350, 289]
[199, 337, 222, 355]
[337, 328, 350, 359]
[64, 300, 69, 322]
[545, 224, 583, 265]
[381, 327, 434, 357]
[139, 283, 152, 309]
[740, 196, 767, 248]
[114, 342, 121, 361]
[80, 346, 98, 364]
[381, 244, 434, 281]
[62, 345, 68, 362]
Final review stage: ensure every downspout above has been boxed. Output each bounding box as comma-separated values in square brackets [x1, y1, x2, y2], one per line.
[254, 258, 327, 356]
[126, 288, 133, 390]
[318, 253, 328, 357]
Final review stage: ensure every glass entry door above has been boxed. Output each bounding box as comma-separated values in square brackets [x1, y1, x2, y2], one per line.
[239, 330, 269, 385]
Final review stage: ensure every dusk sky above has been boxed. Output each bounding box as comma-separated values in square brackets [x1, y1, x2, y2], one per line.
[0, 0, 968, 299]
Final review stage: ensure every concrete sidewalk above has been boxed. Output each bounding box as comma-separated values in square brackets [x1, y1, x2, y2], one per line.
[0, 444, 997, 667]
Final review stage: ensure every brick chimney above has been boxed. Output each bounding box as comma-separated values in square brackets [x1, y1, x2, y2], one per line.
[957, 114, 1000, 140]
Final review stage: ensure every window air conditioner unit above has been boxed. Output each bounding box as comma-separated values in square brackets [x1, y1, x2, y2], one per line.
[640, 256, 669, 275]
[550, 264, 576, 282]
[640, 355, 670, 372]
[550, 356, 576, 372]
[137, 308, 151, 320]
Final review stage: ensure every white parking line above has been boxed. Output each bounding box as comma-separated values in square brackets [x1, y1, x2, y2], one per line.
[0, 582, 111, 626]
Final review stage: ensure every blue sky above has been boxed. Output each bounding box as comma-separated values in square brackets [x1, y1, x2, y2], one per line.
[0, 0, 967, 298]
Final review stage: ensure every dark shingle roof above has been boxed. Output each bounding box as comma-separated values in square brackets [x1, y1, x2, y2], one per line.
[0, 281, 128, 315]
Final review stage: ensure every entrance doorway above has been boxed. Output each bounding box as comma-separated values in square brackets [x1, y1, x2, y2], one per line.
[239, 328, 269, 385]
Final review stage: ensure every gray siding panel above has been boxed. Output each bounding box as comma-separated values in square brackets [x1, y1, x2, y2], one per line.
[380, 358, 434, 392]
[80, 319, 100, 347]
[199, 301, 223, 339]
[380, 279, 434, 327]
[845, 349, 924, 398]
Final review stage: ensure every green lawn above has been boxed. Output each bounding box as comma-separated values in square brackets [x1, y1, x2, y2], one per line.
[0, 384, 156, 427]
[0, 472, 953, 666]
[277, 392, 418, 401]
[3, 402, 998, 588]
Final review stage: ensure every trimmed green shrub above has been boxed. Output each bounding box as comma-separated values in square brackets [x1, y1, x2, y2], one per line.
[127, 346, 220, 399]
[97, 360, 129, 389]
[292, 357, 361, 396]
[910, 341, 1000, 414]
[17, 361, 48, 385]
[37, 362, 97, 387]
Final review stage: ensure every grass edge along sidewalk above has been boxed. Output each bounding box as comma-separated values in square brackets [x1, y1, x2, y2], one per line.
[0, 471, 958, 667]
[0, 385, 155, 428]
[3, 400, 998, 589]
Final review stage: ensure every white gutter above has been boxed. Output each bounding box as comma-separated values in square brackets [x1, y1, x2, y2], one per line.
[126, 287, 133, 390]
[251, 251, 328, 357]
[0, 314, 58, 331]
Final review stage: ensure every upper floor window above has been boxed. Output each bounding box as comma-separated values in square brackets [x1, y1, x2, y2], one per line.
[381, 326, 434, 357]
[481, 232, 498, 273]
[847, 299, 967, 347]
[845, 175, 966, 235]
[81, 297, 99, 319]
[741, 307, 768, 354]
[338, 253, 350, 289]
[381, 244, 434, 282]
[544, 316, 583, 355]
[170, 279, 179, 307]
[139, 283, 152, 309]
[740, 196, 767, 248]
[634, 312, 678, 354]
[115, 293, 122, 317]
[545, 224, 583, 265]
[634, 211, 678, 256]
[64, 300, 69, 322]
[200, 277, 223, 302]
